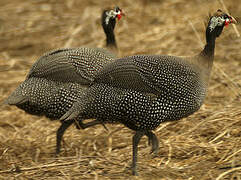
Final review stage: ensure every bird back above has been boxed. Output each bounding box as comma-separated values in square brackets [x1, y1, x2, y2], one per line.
[27, 47, 116, 84]
[94, 55, 207, 102]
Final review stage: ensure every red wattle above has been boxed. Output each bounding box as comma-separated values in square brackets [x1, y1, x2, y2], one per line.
[225, 20, 229, 27]
[117, 14, 121, 20]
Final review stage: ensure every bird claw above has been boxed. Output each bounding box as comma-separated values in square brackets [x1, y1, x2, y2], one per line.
[145, 131, 159, 156]
[132, 169, 139, 176]
[131, 161, 140, 176]
[150, 140, 159, 155]
[130, 165, 139, 176]
[150, 147, 159, 157]
[124, 163, 139, 176]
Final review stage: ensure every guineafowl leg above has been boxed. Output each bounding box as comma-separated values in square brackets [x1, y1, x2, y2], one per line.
[132, 131, 145, 176]
[76, 119, 108, 131]
[145, 131, 159, 155]
[56, 120, 74, 154]
[78, 120, 102, 128]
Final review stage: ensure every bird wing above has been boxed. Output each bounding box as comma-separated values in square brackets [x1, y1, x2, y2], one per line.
[93, 55, 160, 95]
[94, 55, 199, 96]
[27, 48, 115, 84]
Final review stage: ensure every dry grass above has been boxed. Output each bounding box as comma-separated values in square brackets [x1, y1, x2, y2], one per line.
[0, 0, 241, 179]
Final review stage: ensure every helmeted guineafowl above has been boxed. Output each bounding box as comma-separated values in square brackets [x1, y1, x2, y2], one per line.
[60, 10, 237, 175]
[102, 6, 122, 54]
[5, 6, 124, 154]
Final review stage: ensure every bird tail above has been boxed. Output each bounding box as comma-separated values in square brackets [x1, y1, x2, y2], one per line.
[4, 93, 28, 105]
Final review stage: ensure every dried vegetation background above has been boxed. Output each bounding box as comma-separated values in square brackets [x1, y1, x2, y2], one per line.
[0, 0, 241, 179]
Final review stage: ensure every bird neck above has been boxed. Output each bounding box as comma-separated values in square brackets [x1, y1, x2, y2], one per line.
[202, 33, 216, 58]
[105, 29, 117, 48]
[101, 10, 117, 51]
[198, 29, 217, 70]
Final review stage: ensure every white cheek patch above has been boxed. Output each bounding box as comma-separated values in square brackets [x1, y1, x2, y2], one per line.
[209, 16, 225, 32]
[105, 10, 117, 25]
[225, 18, 231, 26]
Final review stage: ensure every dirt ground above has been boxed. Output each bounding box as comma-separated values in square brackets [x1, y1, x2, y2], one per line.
[0, 0, 241, 179]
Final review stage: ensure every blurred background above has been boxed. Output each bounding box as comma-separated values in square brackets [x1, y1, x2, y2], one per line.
[0, 0, 241, 179]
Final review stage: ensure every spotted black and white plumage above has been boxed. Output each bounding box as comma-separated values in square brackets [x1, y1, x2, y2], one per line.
[64, 55, 206, 130]
[5, 6, 124, 154]
[61, 10, 237, 175]
[27, 47, 115, 84]
[7, 78, 85, 119]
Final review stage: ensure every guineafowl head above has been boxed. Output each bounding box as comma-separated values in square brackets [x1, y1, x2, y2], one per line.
[101, 6, 124, 33]
[206, 9, 237, 41]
